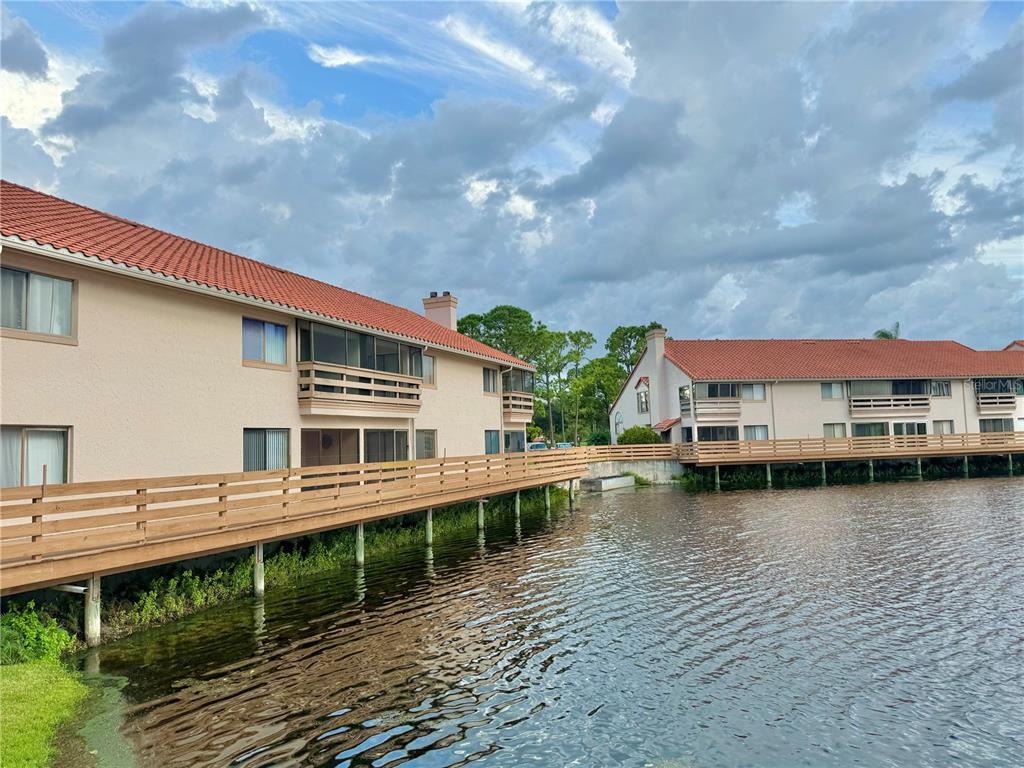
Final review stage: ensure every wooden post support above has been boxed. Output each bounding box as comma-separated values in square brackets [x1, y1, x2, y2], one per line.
[820, 461, 827, 487]
[765, 463, 772, 489]
[425, 508, 433, 546]
[84, 574, 101, 648]
[253, 541, 265, 598]
[916, 457, 923, 480]
[1009, 454, 1014, 477]
[714, 465, 721, 492]
[514, 490, 521, 518]
[544, 485, 550, 511]
[477, 500, 485, 531]
[568, 479, 575, 509]
[868, 459, 874, 483]
[355, 523, 365, 566]
[963, 455, 970, 479]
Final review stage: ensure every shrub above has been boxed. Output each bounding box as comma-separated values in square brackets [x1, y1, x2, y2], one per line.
[526, 425, 544, 441]
[0, 602, 75, 664]
[617, 426, 662, 445]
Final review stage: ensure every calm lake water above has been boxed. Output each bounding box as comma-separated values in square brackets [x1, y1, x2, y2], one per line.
[80, 480, 1024, 768]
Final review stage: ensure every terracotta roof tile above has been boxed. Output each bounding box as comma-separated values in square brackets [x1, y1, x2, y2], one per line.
[664, 339, 1024, 380]
[0, 180, 530, 368]
[653, 417, 680, 430]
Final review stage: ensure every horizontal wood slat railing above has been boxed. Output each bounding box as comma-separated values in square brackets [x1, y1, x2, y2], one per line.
[0, 450, 587, 594]
[297, 361, 422, 413]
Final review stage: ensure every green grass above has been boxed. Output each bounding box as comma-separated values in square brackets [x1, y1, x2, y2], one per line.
[0, 662, 87, 768]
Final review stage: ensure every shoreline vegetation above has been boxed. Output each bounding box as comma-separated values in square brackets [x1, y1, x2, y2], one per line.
[674, 453, 1022, 492]
[0, 487, 565, 767]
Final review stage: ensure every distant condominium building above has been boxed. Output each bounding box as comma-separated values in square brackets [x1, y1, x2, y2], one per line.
[0, 181, 535, 486]
[610, 328, 1024, 444]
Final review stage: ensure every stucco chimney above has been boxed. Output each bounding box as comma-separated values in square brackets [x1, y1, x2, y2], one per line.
[645, 326, 666, 362]
[423, 290, 458, 330]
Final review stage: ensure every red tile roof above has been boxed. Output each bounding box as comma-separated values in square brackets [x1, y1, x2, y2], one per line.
[664, 339, 1024, 380]
[1004, 340, 1024, 351]
[653, 417, 680, 430]
[0, 180, 530, 368]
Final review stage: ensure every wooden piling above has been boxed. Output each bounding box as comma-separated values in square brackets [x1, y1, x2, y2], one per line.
[714, 465, 721, 492]
[355, 523, 365, 566]
[425, 508, 433, 546]
[84, 574, 101, 648]
[253, 542, 265, 597]
[765, 463, 772, 489]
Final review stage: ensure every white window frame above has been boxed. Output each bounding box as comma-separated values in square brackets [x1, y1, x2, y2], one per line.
[637, 390, 650, 413]
[930, 380, 951, 398]
[1, 425, 71, 486]
[821, 382, 844, 400]
[0, 265, 77, 345]
[823, 423, 847, 439]
[743, 424, 769, 440]
[740, 383, 766, 401]
[932, 420, 955, 435]
[415, 429, 437, 460]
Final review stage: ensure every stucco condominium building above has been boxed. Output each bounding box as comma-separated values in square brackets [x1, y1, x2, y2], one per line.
[0, 180, 536, 487]
[611, 328, 1024, 444]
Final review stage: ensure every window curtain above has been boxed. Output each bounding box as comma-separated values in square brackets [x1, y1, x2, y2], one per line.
[265, 324, 287, 365]
[265, 429, 289, 469]
[1, 427, 22, 487]
[243, 429, 265, 471]
[25, 430, 67, 484]
[849, 381, 892, 397]
[27, 274, 71, 336]
[744, 425, 768, 440]
[243, 319, 264, 361]
[1, 269, 26, 330]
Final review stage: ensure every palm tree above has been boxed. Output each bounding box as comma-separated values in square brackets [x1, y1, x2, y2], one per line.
[874, 322, 901, 340]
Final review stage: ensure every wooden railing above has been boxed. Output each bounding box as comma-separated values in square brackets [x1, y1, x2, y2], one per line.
[502, 391, 534, 422]
[0, 450, 586, 594]
[693, 398, 742, 419]
[584, 444, 678, 461]
[848, 394, 931, 413]
[975, 392, 1018, 412]
[297, 361, 421, 415]
[685, 431, 1023, 464]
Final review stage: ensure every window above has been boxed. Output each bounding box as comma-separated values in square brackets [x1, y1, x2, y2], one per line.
[741, 383, 766, 401]
[679, 385, 692, 415]
[637, 390, 650, 413]
[1, 267, 73, 338]
[849, 380, 890, 397]
[242, 318, 287, 365]
[852, 422, 889, 437]
[743, 425, 768, 441]
[502, 369, 535, 393]
[975, 378, 1023, 395]
[932, 420, 955, 435]
[483, 368, 498, 393]
[505, 431, 526, 453]
[1, 426, 69, 486]
[930, 380, 951, 397]
[979, 418, 1014, 433]
[893, 422, 926, 436]
[242, 428, 289, 471]
[823, 423, 847, 439]
[614, 412, 624, 436]
[682, 427, 693, 443]
[297, 320, 424, 376]
[484, 430, 500, 455]
[364, 430, 409, 462]
[422, 355, 435, 385]
[892, 380, 927, 396]
[415, 430, 437, 460]
[821, 382, 844, 400]
[697, 425, 739, 442]
[695, 382, 738, 399]
[301, 429, 358, 467]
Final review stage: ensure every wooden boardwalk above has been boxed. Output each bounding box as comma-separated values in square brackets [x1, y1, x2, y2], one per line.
[1, 432, 1021, 596]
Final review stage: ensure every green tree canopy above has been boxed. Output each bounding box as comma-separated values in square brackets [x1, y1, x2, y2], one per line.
[873, 322, 901, 340]
[606, 322, 664, 373]
[458, 305, 539, 362]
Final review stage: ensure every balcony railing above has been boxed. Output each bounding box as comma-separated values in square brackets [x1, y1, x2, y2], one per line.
[848, 395, 930, 414]
[297, 361, 421, 415]
[976, 392, 1018, 413]
[503, 391, 534, 422]
[694, 398, 742, 420]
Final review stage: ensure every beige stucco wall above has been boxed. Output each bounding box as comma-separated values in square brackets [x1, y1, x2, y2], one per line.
[1, 248, 527, 482]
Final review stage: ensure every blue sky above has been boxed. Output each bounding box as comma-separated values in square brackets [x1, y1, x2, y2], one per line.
[1, 1, 1022, 348]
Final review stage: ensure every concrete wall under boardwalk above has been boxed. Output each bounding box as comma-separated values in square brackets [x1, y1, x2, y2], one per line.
[586, 459, 681, 485]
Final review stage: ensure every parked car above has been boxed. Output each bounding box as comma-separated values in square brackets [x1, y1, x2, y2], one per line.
[527, 441, 549, 451]
[555, 442, 574, 449]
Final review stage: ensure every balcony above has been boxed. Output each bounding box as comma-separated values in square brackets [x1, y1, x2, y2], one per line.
[849, 395, 930, 416]
[694, 398, 742, 420]
[976, 392, 1018, 413]
[298, 361, 421, 416]
[503, 391, 534, 423]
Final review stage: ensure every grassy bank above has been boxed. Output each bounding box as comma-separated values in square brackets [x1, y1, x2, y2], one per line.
[0, 604, 87, 767]
[675, 453, 1024, 492]
[4, 487, 566, 647]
